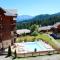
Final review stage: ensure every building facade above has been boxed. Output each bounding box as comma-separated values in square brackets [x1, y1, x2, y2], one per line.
[0, 7, 17, 49]
[53, 22, 60, 32]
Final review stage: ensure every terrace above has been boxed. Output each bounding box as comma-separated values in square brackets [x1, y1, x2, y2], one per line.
[12, 40, 54, 52]
[10, 40, 54, 57]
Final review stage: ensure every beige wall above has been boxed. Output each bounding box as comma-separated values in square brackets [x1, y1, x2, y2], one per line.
[2, 40, 11, 48]
[11, 31, 14, 37]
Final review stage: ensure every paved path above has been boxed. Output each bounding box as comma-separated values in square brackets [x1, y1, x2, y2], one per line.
[0, 55, 12, 60]
[14, 54, 60, 60]
[0, 54, 60, 60]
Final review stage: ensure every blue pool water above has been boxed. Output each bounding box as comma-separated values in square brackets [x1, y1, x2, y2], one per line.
[22, 41, 54, 52]
[15, 40, 54, 53]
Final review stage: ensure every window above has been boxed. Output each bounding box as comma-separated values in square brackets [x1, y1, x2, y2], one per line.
[13, 17, 16, 20]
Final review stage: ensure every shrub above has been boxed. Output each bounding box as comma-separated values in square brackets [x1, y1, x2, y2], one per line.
[39, 32, 43, 34]
[30, 24, 39, 32]
[32, 37, 36, 42]
[17, 34, 20, 37]
[22, 32, 26, 36]
[24, 38, 27, 42]
[17, 39, 23, 43]
[31, 31, 38, 36]
[48, 51, 52, 55]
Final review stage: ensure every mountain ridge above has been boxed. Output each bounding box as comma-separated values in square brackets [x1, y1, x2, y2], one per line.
[17, 15, 33, 22]
[17, 12, 60, 22]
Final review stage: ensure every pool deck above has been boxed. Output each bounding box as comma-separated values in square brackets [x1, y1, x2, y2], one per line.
[13, 40, 54, 53]
[10, 40, 56, 57]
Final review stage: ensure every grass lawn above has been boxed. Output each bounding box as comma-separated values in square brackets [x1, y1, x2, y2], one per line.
[16, 35, 34, 42]
[16, 33, 51, 42]
[16, 33, 55, 44]
[55, 39, 60, 43]
[16, 33, 59, 49]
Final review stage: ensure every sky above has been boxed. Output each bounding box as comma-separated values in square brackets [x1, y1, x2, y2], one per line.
[0, 0, 60, 16]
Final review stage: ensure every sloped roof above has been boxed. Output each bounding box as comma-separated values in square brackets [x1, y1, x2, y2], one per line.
[0, 7, 17, 16]
[38, 26, 53, 31]
[16, 29, 31, 35]
[53, 22, 60, 28]
[4, 9, 17, 16]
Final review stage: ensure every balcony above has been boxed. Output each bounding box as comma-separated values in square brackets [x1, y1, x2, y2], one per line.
[11, 20, 16, 25]
[11, 22, 16, 25]
[10, 20, 16, 28]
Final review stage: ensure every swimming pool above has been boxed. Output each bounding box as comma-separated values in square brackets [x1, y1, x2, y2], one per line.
[14, 40, 54, 53]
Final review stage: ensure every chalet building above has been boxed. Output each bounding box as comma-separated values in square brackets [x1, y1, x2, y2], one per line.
[38, 22, 60, 33]
[53, 22, 60, 32]
[38, 26, 53, 32]
[16, 29, 31, 35]
[0, 7, 17, 49]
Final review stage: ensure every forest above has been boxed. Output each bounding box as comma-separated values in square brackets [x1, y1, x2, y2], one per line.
[16, 15, 60, 29]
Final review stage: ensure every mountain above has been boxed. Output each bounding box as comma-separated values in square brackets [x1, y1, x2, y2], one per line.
[33, 12, 60, 20]
[33, 14, 51, 20]
[52, 12, 60, 16]
[17, 15, 33, 22]
[16, 12, 60, 29]
[16, 12, 60, 22]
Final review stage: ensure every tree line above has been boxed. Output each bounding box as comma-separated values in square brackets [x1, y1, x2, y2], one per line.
[16, 16, 60, 30]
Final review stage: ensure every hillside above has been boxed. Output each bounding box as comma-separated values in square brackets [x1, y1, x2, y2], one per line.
[17, 12, 60, 22]
[16, 12, 60, 29]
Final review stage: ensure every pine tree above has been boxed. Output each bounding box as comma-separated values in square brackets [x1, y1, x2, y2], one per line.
[14, 49, 17, 58]
[7, 45, 11, 57]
